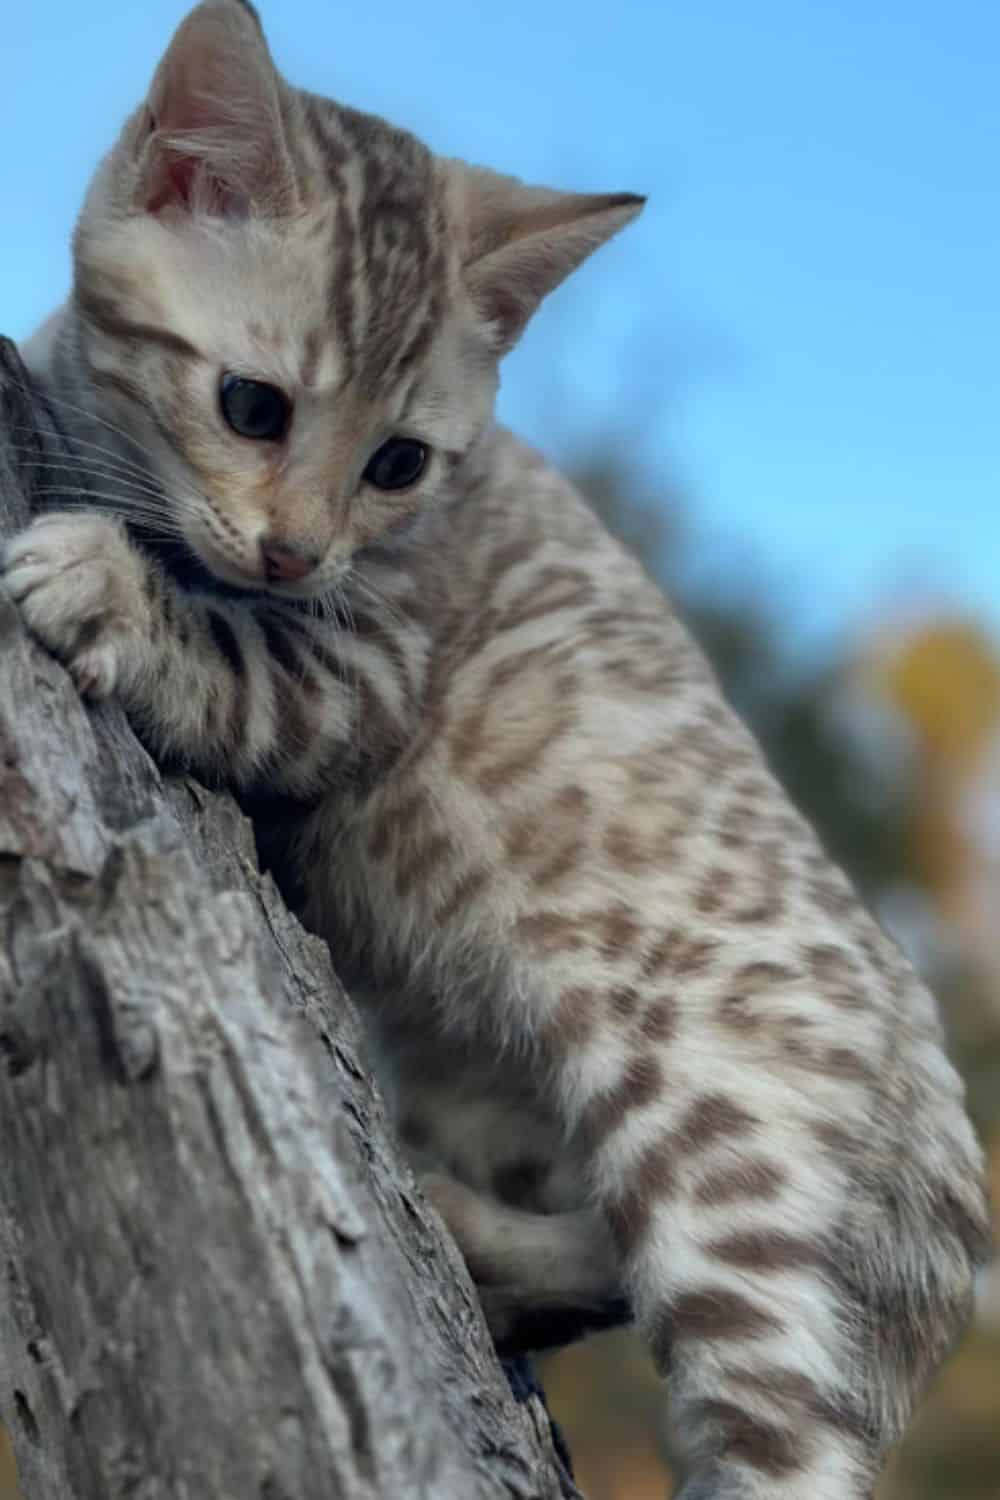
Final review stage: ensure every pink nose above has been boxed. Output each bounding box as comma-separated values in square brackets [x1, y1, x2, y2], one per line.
[259, 538, 320, 583]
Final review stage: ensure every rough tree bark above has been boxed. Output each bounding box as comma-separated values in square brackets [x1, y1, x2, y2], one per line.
[0, 339, 582, 1500]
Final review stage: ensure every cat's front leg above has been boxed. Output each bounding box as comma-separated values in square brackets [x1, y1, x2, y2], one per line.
[3, 512, 153, 700]
[2, 510, 358, 795]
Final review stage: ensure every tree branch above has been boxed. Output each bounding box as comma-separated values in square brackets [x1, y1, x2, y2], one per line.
[0, 338, 581, 1500]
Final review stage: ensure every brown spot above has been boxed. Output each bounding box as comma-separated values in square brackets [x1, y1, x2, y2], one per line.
[547, 986, 598, 1050]
[485, 535, 543, 581]
[825, 987, 869, 1013]
[680, 1094, 757, 1153]
[695, 867, 734, 915]
[588, 1055, 664, 1144]
[640, 995, 677, 1044]
[732, 774, 770, 800]
[448, 700, 490, 770]
[733, 960, 798, 993]
[732, 894, 785, 925]
[706, 1229, 826, 1272]
[930, 1181, 993, 1263]
[640, 929, 682, 979]
[606, 1135, 676, 1254]
[609, 985, 640, 1022]
[433, 866, 491, 926]
[717, 993, 762, 1034]
[553, 783, 590, 817]
[675, 936, 720, 977]
[692, 1159, 786, 1206]
[330, 197, 358, 377]
[516, 910, 586, 954]
[723, 1363, 872, 1444]
[807, 874, 857, 918]
[598, 903, 644, 960]
[640, 929, 721, 982]
[854, 928, 895, 982]
[366, 791, 424, 862]
[475, 703, 576, 795]
[615, 656, 684, 696]
[662, 1287, 781, 1351]
[812, 1120, 860, 1157]
[720, 799, 758, 838]
[532, 838, 587, 890]
[504, 811, 542, 862]
[781, 1034, 812, 1062]
[496, 566, 595, 633]
[394, 832, 455, 902]
[696, 1400, 804, 1477]
[823, 1046, 878, 1086]
[604, 821, 651, 869]
[803, 943, 857, 982]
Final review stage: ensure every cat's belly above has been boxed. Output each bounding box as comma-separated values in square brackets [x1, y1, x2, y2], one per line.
[359, 1011, 590, 1216]
[285, 789, 591, 1214]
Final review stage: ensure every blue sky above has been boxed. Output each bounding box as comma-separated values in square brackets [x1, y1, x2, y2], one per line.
[3, 0, 997, 654]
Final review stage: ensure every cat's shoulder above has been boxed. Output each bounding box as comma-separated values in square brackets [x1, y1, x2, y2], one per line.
[454, 424, 639, 565]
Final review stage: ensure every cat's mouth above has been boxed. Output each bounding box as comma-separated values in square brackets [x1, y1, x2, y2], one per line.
[184, 526, 336, 601]
[133, 525, 332, 601]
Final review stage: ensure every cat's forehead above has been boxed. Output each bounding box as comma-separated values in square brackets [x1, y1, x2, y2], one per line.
[292, 92, 456, 396]
[110, 92, 456, 398]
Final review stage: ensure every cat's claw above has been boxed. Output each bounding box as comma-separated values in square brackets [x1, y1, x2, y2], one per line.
[1, 511, 149, 700]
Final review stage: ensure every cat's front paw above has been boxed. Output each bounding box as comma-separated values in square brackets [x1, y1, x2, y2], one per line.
[2, 512, 150, 699]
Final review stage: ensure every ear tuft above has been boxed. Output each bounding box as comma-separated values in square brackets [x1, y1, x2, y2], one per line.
[138, 0, 296, 217]
[455, 164, 645, 353]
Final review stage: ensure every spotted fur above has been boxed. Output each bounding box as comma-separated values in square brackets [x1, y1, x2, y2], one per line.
[5, 4, 990, 1496]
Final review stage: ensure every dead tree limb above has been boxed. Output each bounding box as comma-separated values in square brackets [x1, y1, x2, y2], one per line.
[0, 338, 580, 1500]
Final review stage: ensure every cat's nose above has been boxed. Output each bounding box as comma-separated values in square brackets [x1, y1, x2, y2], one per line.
[259, 537, 321, 583]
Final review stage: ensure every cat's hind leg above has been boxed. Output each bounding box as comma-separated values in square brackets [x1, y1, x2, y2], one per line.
[421, 1171, 629, 1353]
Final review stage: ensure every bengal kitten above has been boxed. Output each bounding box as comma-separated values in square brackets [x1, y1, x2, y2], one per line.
[5, 3, 989, 1495]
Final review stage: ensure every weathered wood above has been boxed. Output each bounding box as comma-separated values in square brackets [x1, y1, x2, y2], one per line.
[0, 338, 579, 1500]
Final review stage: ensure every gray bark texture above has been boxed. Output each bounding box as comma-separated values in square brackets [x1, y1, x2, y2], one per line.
[0, 338, 581, 1500]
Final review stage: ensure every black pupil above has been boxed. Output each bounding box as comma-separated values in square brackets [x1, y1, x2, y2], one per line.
[364, 438, 428, 491]
[220, 374, 290, 441]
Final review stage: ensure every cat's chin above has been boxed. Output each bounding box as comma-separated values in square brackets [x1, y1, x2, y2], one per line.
[185, 540, 341, 604]
[183, 535, 299, 598]
[182, 542, 267, 594]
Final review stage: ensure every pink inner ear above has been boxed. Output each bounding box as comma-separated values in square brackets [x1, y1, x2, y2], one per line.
[145, 151, 198, 214]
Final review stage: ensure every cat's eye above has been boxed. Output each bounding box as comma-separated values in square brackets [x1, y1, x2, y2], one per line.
[363, 437, 429, 492]
[219, 374, 291, 442]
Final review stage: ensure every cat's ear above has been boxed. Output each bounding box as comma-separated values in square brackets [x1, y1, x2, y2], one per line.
[134, 0, 297, 216]
[454, 165, 644, 353]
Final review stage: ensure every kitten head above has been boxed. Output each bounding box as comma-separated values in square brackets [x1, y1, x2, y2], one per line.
[71, 0, 643, 598]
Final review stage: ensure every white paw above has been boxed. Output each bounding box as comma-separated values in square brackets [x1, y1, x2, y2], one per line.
[1, 512, 149, 700]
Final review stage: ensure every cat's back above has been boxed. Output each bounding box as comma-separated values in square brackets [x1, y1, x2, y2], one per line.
[402, 424, 765, 819]
[378, 428, 984, 1110]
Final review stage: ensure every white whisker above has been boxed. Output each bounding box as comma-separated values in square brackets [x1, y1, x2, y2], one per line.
[27, 488, 189, 539]
[7, 422, 170, 491]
